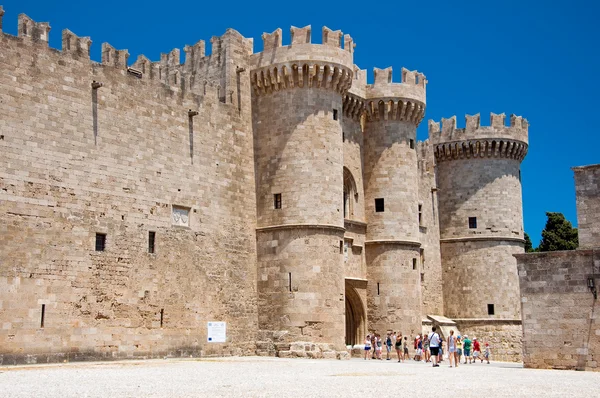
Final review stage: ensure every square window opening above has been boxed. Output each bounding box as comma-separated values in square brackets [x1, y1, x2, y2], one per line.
[468, 217, 477, 229]
[148, 231, 156, 254]
[95, 233, 106, 251]
[274, 193, 282, 209]
[375, 198, 385, 213]
[487, 304, 495, 315]
[409, 139, 415, 149]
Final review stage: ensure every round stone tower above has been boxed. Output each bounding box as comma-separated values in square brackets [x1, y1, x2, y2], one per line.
[363, 67, 427, 337]
[429, 113, 528, 322]
[250, 26, 354, 354]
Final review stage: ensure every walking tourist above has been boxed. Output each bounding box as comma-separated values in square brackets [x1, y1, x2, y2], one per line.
[364, 334, 372, 360]
[386, 332, 393, 360]
[462, 335, 472, 364]
[375, 334, 383, 359]
[483, 342, 491, 364]
[423, 334, 431, 362]
[456, 335, 463, 364]
[472, 337, 481, 362]
[395, 333, 403, 362]
[428, 327, 441, 367]
[447, 329, 457, 367]
[403, 336, 409, 361]
[371, 334, 376, 359]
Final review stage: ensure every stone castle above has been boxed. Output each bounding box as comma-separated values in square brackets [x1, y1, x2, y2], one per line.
[0, 8, 529, 364]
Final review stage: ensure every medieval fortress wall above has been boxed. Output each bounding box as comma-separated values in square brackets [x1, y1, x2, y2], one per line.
[1, 7, 528, 363]
[517, 164, 600, 371]
[0, 9, 259, 362]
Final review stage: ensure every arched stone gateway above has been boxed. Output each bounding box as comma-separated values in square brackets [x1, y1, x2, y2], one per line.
[345, 284, 366, 347]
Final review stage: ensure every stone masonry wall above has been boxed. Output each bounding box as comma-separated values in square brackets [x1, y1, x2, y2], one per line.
[516, 250, 600, 371]
[441, 240, 523, 318]
[363, 120, 419, 242]
[366, 243, 421, 338]
[574, 164, 600, 249]
[437, 158, 524, 240]
[252, 88, 344, 228]
[0, 27, 258, 364]
[256, 227, 346, 349]
[454, 320, 523, 362]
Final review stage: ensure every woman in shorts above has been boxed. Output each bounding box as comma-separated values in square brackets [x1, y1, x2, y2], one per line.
[456, 335, 463, 365]
[395, 333, 403, 362]
[447, 329, 457, 367]
[403, 336, 409, 361]
[423, 335, 430, 363]
[364, 334, 372, 360]
[375, 334, 383, 360]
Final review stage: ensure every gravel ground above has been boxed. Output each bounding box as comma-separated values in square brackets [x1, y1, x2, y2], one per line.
[0, 356, 598, 397]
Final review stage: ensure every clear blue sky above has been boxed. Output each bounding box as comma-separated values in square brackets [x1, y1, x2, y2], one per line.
[2, 0, 598, 245]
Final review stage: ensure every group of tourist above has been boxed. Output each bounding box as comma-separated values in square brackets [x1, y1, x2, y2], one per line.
[363, 326, 491, 367]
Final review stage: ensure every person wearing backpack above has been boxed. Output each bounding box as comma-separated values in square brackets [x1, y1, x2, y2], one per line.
[385, 332, 393, 360]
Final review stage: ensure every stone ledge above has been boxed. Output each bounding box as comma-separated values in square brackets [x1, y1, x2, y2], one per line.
[364, 239, 421, 247]
[441, 236, 525, 244]
[256, 224, 345, 233]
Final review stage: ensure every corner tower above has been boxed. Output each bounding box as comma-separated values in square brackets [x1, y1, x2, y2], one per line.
[251, 26, 353, 355]
[430, 113, 528, 358]
[363, 67, 427, 337]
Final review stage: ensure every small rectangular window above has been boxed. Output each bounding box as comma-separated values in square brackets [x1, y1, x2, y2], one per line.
[412, 258, 417, 270]
[40, 304, 45, 328]
[274, 193, 282, 209]
[418, 204, 423, 225]
[342, 131, 345, 142]
[95, 233, 106, 251]
[410, 139, 415, 149]
[375, 198, 385, 213]
[148, 231, 156, 254]
[468, 217, 477, 229]
[333, 109, 338, 120]
[487, 304, 495, 315]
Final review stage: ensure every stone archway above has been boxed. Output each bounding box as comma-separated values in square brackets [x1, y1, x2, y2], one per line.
[345, 284, 366, 346]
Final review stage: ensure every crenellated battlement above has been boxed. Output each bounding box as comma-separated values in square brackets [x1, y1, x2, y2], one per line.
[0, 9, 255, 106]
[250, 25, 354, 96]
[18, 13, 50, 44]
[365, 66, 426, 102]
[429, 113, 529, 162]
[357, 67, 426, 126]
[62, 29, 91, 58]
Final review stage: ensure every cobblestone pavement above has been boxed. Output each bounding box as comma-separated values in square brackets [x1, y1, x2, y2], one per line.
[1, 356, 598, 397]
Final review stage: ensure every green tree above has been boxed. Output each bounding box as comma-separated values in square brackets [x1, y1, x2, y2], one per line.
[537, 212, 578, 252]
[524, 232, 535, 253]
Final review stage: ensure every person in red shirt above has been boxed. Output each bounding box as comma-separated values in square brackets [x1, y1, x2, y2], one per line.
[472, 337, 481, 362]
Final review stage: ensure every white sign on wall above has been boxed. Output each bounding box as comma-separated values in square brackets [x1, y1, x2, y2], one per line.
[207, 321, 226, 343]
